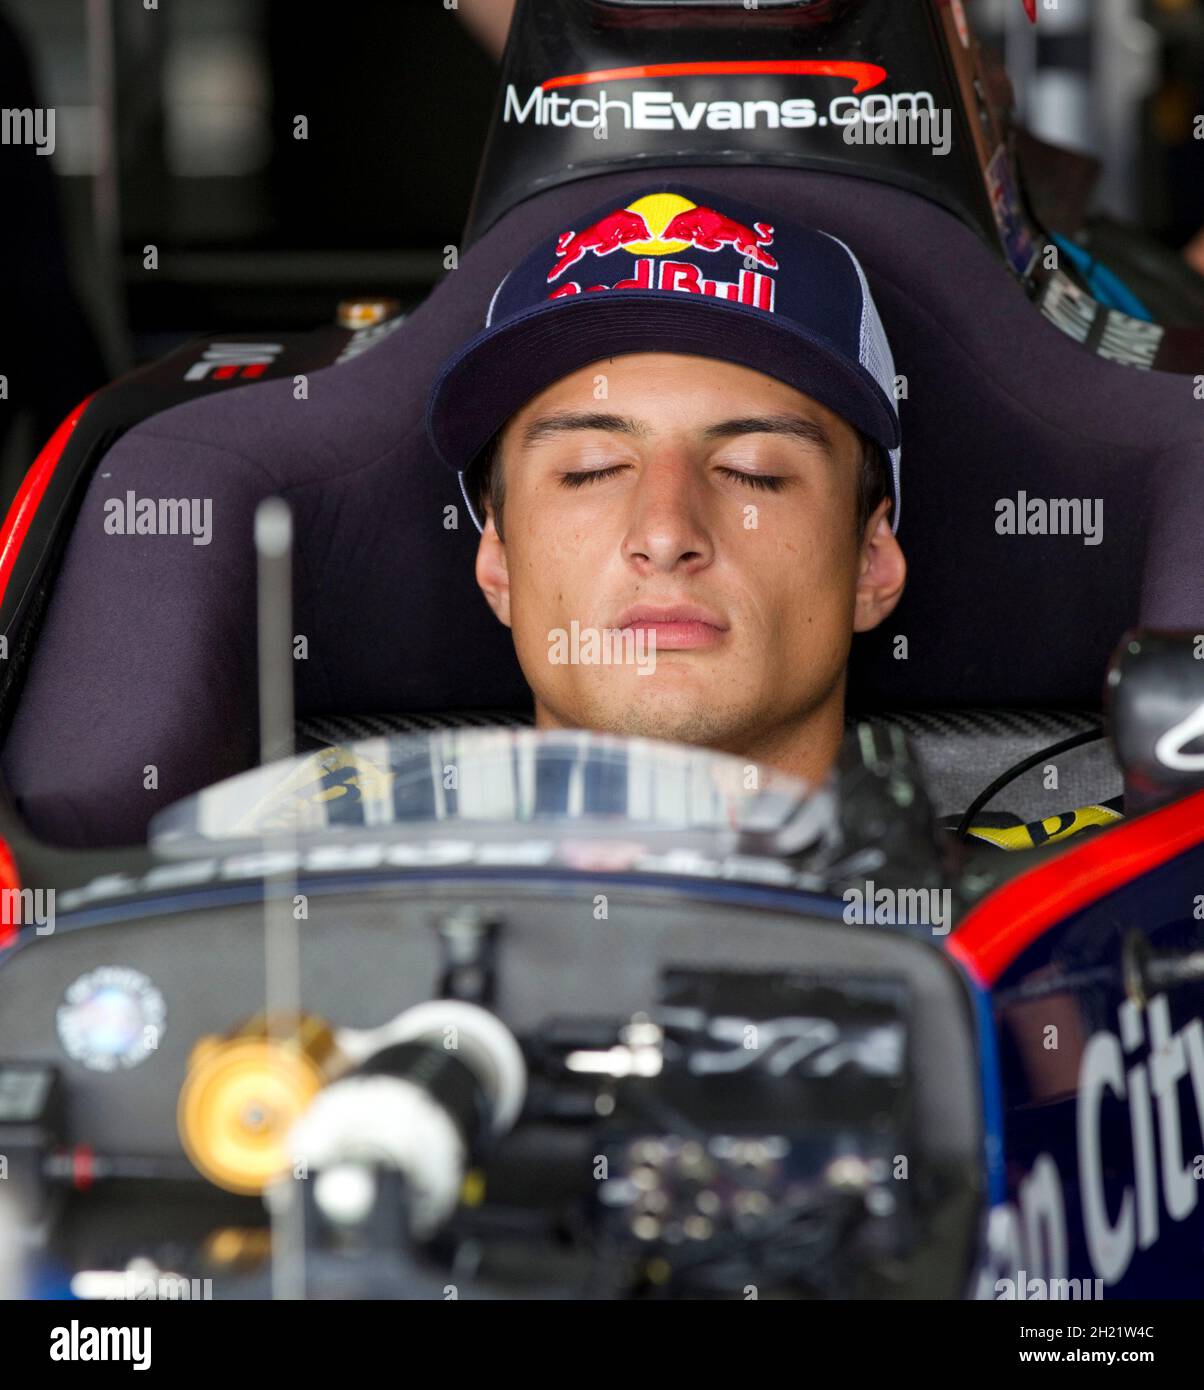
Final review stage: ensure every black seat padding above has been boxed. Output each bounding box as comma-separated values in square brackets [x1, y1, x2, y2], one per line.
[4, 167, 1199, 848]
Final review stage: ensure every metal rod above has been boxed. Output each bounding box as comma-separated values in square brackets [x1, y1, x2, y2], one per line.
[254, 497, 305, 1301]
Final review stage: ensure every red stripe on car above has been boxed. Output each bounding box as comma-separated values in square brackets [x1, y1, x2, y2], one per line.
[0, 395, 93, 611]
[0, 835, 22, 950]
[948, 786, 1204, 985]
[542, 61, 888, 96]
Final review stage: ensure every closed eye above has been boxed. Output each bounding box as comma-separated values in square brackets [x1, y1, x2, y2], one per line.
[558, 465, 789, 492]
[559, 465, 627, 488]
[716, 468, 788, 492]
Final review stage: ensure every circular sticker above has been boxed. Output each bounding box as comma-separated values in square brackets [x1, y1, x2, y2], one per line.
[57, 966, 166, 1072]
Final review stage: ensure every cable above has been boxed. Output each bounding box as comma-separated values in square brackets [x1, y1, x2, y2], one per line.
[954, 729, 1105, 843]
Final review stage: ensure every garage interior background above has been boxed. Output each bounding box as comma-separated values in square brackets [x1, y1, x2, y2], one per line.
[2, 0, 1204, 498]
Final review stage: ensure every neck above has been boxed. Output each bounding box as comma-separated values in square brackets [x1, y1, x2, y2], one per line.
[533, 680, 848, 789]
[718, 697, 846, 788]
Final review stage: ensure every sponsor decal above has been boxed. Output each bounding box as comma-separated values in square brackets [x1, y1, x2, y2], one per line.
[545, 192, 777, 310]
[56, 967, 166, 1073]
[978, 993, 1204, 1294]
[1096, 312, 1164, 368]
[550, 258, 776, 309]
[656, 1009, 905, 1079]
[184, 343, 283, 383]
[1038, 272, 1164, 369]
[1039, 272, 1095, 345]
[965, 804, 1123, 852]
[985, 146, 1038, 278]
[335, 315, 406, 366]
[503, 73, 937, 136]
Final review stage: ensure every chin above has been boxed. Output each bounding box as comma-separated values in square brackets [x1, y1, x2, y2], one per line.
[572, 686, 746, 752]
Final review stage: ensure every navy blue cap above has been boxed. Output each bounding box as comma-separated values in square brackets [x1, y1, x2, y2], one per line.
[426, 186, 903, 532]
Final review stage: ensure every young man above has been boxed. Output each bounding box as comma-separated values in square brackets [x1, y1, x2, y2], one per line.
[426, 186, 1125, 850]
[426, 186, 906, 792]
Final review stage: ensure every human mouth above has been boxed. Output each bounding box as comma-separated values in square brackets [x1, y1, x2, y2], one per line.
[615, 603, 729, 651]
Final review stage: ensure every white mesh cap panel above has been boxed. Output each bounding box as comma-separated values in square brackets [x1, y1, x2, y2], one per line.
[822, 233, 903, 533]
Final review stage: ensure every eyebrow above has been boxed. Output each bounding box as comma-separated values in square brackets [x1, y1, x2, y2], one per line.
[519, 413, 648, 449]
[702, 415, 837, 458]
[518, 411, 837, 459]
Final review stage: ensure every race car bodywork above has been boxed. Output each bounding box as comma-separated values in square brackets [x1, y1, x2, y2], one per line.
[951, 786, 1204, 1299]
[0, 722, 1202, 1299]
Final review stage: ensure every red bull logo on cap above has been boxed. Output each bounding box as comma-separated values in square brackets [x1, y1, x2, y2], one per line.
[546, 193, 778, 312]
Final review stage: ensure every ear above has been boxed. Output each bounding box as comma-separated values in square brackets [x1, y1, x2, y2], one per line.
[474, 513, 512, 629]
[852, 500, 907, 634]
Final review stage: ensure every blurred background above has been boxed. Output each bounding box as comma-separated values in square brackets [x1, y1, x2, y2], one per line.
[1, 0, 1203, 490]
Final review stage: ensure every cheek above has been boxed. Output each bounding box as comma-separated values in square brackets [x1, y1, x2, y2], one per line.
[754, 515, 859, 642]
[504, 524, 589, 656]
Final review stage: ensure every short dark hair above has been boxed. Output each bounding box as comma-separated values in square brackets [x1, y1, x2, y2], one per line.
[465, 425, 891, 541]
